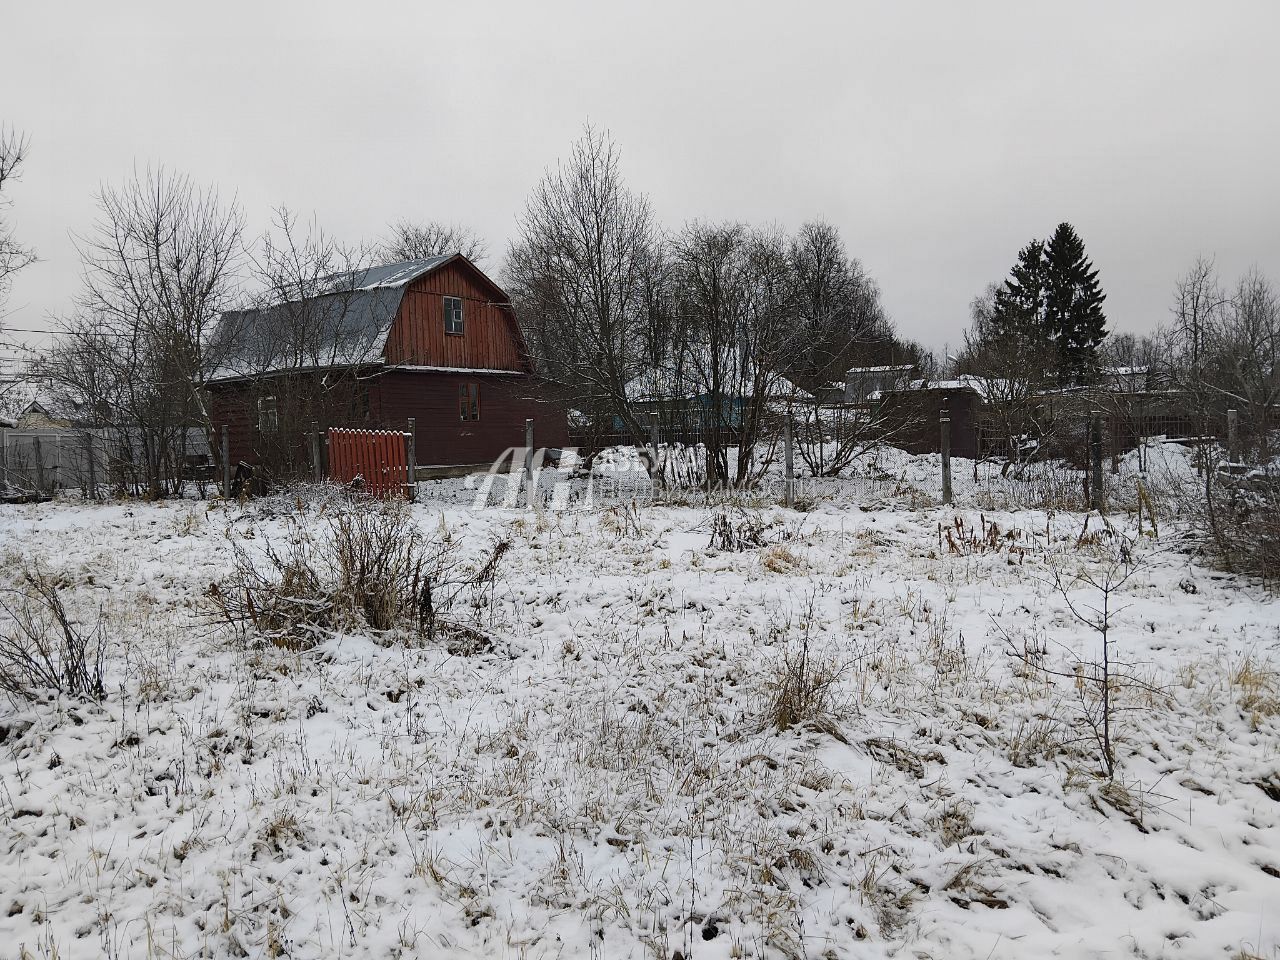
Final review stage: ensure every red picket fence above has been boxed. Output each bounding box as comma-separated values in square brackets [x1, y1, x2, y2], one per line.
[327, 428, 413, 498]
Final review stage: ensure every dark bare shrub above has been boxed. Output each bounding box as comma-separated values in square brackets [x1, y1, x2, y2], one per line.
[709, 507, 769, 552]
[211, 500, 508, 649]
[0, 566, 106, 701]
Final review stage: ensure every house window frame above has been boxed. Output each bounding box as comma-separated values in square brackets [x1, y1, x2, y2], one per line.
[458, 382, 480, 421]
[257, 395, 279, 433]
[443, 295, 465, 336]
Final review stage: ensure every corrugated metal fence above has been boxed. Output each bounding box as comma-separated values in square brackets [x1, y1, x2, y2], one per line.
[0, 429, 107, 496]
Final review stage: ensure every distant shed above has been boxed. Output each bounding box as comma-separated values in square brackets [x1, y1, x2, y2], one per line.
[877, 379, 985, 459]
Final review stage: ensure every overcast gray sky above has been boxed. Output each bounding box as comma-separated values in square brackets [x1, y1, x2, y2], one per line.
[5, 0, 1279, 358]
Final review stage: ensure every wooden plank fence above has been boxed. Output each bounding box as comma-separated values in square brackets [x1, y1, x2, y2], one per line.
[327, 427, 413, 499]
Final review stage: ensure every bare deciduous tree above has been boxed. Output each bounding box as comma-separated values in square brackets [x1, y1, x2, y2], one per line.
[788, 219, 888, 390]
[212, 208, 379, 481]
[506, 125, 662, 464]
[665, 222, 800, 485]
[37, 168, 243, 497]
[956, 283, 1065, 472]
[380, 219, 488, 265]
[0, 126, 36, 317]
[1211, 270, 1280, 462]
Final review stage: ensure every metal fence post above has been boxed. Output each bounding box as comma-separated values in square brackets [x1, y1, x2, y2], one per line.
[649, 412, 661, 490]
[524, 418, 535, 506]
[221, 425, 231, 499]
[783, 418, 795, 507]
[33, 436, 45, 495]
[406, 418, 417, 501]
[1090, 411, 1105, 513]
[940, 401, 953, 506]
[84, 430, 97, 501]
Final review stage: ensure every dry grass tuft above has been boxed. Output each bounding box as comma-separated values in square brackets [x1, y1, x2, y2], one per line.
[1230, 655, 1280, 726]
[765, 638, 847, 733]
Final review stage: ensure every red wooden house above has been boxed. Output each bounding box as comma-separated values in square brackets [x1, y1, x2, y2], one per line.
[205, 255, 567, 477]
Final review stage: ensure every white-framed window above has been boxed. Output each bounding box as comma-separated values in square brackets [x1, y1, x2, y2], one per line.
[444, 295, 464, 336]
[257, 395, 278, 432]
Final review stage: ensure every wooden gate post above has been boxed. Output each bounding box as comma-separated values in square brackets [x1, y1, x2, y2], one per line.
[309, 422, 322, 483]
[406, 418, 417, 501]
[940, 400, 953, 506]
[221, 425, 231, 499]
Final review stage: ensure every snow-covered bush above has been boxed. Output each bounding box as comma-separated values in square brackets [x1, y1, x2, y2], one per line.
[1211, 480, 1280, 585]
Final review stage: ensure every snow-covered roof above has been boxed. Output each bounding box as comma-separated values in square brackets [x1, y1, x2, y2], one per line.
[624, 370, 813, 403]
[869, 375, 1003, 402]
[206, 255, 465, 383]
[337, 256, 453, 291]
[846, 364, 915, 376]
[765, 376, 814, 402]
[624, 370, 702, 403]
[908, 376, 992, 397]
[1103, 365, 1149, 377]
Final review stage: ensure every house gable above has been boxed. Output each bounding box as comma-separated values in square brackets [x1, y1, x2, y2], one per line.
[383, 258, 531, 373]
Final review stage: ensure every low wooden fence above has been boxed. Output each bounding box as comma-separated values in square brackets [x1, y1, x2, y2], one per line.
[327, 427, 414, 499]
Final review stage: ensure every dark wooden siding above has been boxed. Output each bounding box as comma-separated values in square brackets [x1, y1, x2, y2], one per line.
[879, 388, 982, 459]
[210, 369, 568, 474]
[368, 370, 568, 467]
[207, 373, 372, 476]
[383, 261, 530, 372]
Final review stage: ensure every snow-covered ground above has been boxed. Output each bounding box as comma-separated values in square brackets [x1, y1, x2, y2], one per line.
[1, 448, 1278, 959]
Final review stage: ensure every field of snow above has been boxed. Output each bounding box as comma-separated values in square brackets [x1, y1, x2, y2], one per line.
[1, 451, 1278, 960]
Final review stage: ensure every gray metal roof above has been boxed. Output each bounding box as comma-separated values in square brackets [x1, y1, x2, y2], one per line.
[339, 255, 453, 292]
[206, 256, 457, 383]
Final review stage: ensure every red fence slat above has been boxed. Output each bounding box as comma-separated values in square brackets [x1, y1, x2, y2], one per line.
[326, 427, 411, 499]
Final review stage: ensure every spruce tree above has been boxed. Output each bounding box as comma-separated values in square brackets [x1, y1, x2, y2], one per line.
[988, 240, 1055, 383]
[993, 239, 1048, 341]
[1043, 222, 1107, 385]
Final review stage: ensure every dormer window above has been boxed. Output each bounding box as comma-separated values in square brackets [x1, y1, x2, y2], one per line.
[444, 296, 464, 336]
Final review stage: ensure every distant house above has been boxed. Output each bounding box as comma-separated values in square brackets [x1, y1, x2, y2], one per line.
[15, 399, 70, 430]
[206, 255, 567, 473]
[619, 369, 813, 434]
[836, 364, 918, 405]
